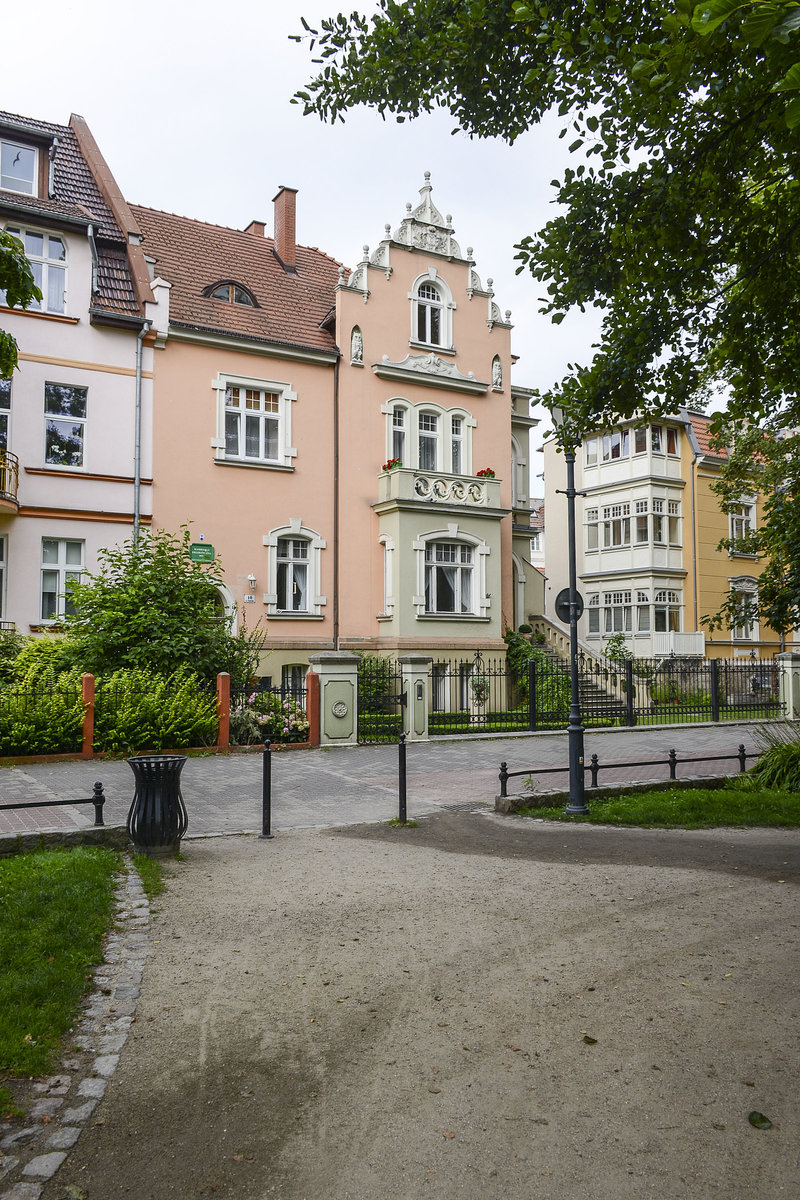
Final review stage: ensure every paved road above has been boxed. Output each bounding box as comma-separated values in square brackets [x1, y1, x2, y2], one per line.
[0, 720, 772, 840]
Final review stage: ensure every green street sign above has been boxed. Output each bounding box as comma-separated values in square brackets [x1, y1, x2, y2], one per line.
[189, 543, 215, 563]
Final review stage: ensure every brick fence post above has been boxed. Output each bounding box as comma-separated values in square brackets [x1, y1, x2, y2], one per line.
[217, 672, 231, 750]
[81, 673, 95, 759]
[306, 671, 320, 747]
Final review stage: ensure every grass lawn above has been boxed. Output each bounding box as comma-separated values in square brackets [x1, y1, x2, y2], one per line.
[517, 781, 800, 828]
[0, 846, 120, 1083]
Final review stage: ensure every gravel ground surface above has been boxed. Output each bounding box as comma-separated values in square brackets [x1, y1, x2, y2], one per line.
[38, 810, 799, 1200]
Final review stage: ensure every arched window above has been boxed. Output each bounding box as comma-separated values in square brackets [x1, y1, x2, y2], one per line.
[263, 521, 326, 617]
[204, 280, 257, 307]
[413, 527, 490, 618]
[384, 400, 473, 474]
[410, 270, 454, 349]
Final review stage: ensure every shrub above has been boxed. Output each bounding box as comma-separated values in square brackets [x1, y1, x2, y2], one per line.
[12, 634, 82, 685]
[517, 623, 532, 634]
[93, 667, 217, 754]
[230, 690, 309, 745]
[748, 724, 800, 792]
[0, 628, 25, 687]
[0, 668, 85, 755]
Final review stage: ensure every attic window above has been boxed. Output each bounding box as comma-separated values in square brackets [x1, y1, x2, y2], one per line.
[205, 281, 257, 307]
[1, 139, 36, 195]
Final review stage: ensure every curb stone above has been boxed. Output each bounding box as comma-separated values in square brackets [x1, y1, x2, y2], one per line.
[0, 855, 151, 1198]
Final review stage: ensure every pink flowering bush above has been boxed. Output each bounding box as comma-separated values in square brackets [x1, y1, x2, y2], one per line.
[230, 689, 310, 745]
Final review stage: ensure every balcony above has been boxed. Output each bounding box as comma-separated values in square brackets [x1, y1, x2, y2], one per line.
[652, 631, 706, 658]
[0, 449, 19, 512]
[377, 467, 502, 509]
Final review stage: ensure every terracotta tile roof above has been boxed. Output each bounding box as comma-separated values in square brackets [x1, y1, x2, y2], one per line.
[94, 245, 139, 314]
[0, 111, 122, 240]
[0, 111, 140, 316]
[530, 498, 545, 530]
[686, 411, 727, 460]
[130, 205, 345, 355]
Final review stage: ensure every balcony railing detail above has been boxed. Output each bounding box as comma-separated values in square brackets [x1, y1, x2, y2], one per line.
[0, 449, 19, 508]
[378, 467, 500, 508]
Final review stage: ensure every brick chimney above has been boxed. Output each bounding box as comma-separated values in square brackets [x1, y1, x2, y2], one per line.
[273, 186, 298, 272]
[244, 219, 266, 238]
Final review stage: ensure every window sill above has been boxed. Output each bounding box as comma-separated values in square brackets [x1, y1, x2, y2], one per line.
[0, 306, 79, 325]
[266, 612, 325, 620]
[409, 339, 455, 356]
[416, 613, 491, 622]
[215, 458, 294, 472]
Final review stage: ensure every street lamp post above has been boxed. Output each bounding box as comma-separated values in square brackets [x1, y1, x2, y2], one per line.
[552, 410, 589, 815]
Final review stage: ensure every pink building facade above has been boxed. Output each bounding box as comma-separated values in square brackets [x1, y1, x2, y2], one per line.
[135, 175, 542, 682]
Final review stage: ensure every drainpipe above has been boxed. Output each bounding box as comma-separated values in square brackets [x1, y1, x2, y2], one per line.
[133, 320, 151, 543]
[48, 137, 60, 198]
[690, 448, 699, 631]
[87, 224, 99, 295]
[333, 355, 340, 650]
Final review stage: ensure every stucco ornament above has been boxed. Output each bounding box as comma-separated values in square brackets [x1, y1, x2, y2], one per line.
[383, 352, 476, 381]
[414, 475, 487, 505]
[492, 357, 503, 388]
[350, 327, 363, 363]
[391, 173, 464, 259]
[332, 700, 349, 718]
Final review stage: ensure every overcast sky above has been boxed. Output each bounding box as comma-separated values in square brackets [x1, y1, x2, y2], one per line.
[4, 0, 602, 467]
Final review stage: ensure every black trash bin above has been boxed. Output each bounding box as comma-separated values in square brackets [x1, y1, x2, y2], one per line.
[127, 754, 188, 856]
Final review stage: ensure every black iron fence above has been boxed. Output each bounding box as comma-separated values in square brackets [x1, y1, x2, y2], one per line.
[357, 657, 405, 743]
[530, 652, 782, 729]
[355, 649, 783, 744]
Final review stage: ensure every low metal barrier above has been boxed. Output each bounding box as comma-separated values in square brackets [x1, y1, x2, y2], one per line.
[0, 782, 106, 825]
[499, 744, 757, 799]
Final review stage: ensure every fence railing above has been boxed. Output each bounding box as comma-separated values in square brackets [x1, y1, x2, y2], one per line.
[0, 782, 106, 824]
[499, 743, 758, 799]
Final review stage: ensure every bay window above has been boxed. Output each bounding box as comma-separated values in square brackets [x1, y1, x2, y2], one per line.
[418, 412, 438, 470]
[603, 503, 631, 548]
[604, 590, 632, 632]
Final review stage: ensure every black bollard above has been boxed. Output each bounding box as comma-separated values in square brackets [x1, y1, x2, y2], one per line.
[399, 733, 407, 823]
[260, 741, 274, 839]
[92, 781, 105, 826]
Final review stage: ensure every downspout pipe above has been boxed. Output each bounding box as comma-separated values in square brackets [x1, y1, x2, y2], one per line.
[86, 224, 99, 295]
[690, 448, 699, 632]
[333, 355, 340, 651]
[133, 320, 151, 543]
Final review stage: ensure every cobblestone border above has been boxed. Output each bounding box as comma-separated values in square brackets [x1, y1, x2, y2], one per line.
[0, 855, 150, 1199]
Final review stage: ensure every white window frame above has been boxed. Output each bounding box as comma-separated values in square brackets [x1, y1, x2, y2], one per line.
[0, 535, 6, 621]
[40, 537, 84, 622]
[603, 590, 632, 633]
[418, 411, 439, 470]
[0, 377, 10, 452]
[263, 520, 326, 617]
[409, 269, 455, 350]
[587, 592, 600, 634]
[383, 399, 473, 475]
[413, 526, 490, 618]
[654, 588, 682, 634]
[212, 373, 296, 468]
[602, 502, 631, 548]
[729, 576, 758, 642]
[4, 225, 66, 314]
[585, 437, 598, 467]
[602, 429, 630, 461]
[1, 140, 37, 195]
[379, 534, 395, 617]
[729, 498, 756, 554]
[44, 382, 87, 469]
[586, 507, 599, 551]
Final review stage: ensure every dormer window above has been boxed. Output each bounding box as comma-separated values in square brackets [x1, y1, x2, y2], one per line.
[1, 140, 36, 195]
[204, 281, 257, 307]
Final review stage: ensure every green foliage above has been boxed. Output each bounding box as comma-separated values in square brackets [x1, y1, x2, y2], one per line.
[704, 420, 800, 637]
[0, 229, 42, 378]
[64, 527, 263, 684]
[504, 628, 571, 711]
[93, 667, 218, 754]
[0, 669, 85, 756]
[0, 628, 25, 686]
[11, 634, 82, 685]
[230, 689, 310, 744]
[296, 0, 800, 588]
[356, 651, 398, 711]
[604, 633, 633, 663]
[747, 723, 800, 790]
[0, 847, 119, 1075]
[518, 780, 800, 827]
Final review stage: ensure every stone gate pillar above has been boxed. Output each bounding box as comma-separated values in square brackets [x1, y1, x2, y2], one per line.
[399, 655, 432, 742]
[307, 652, 360, 746]
[777, 652, 800, 721]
